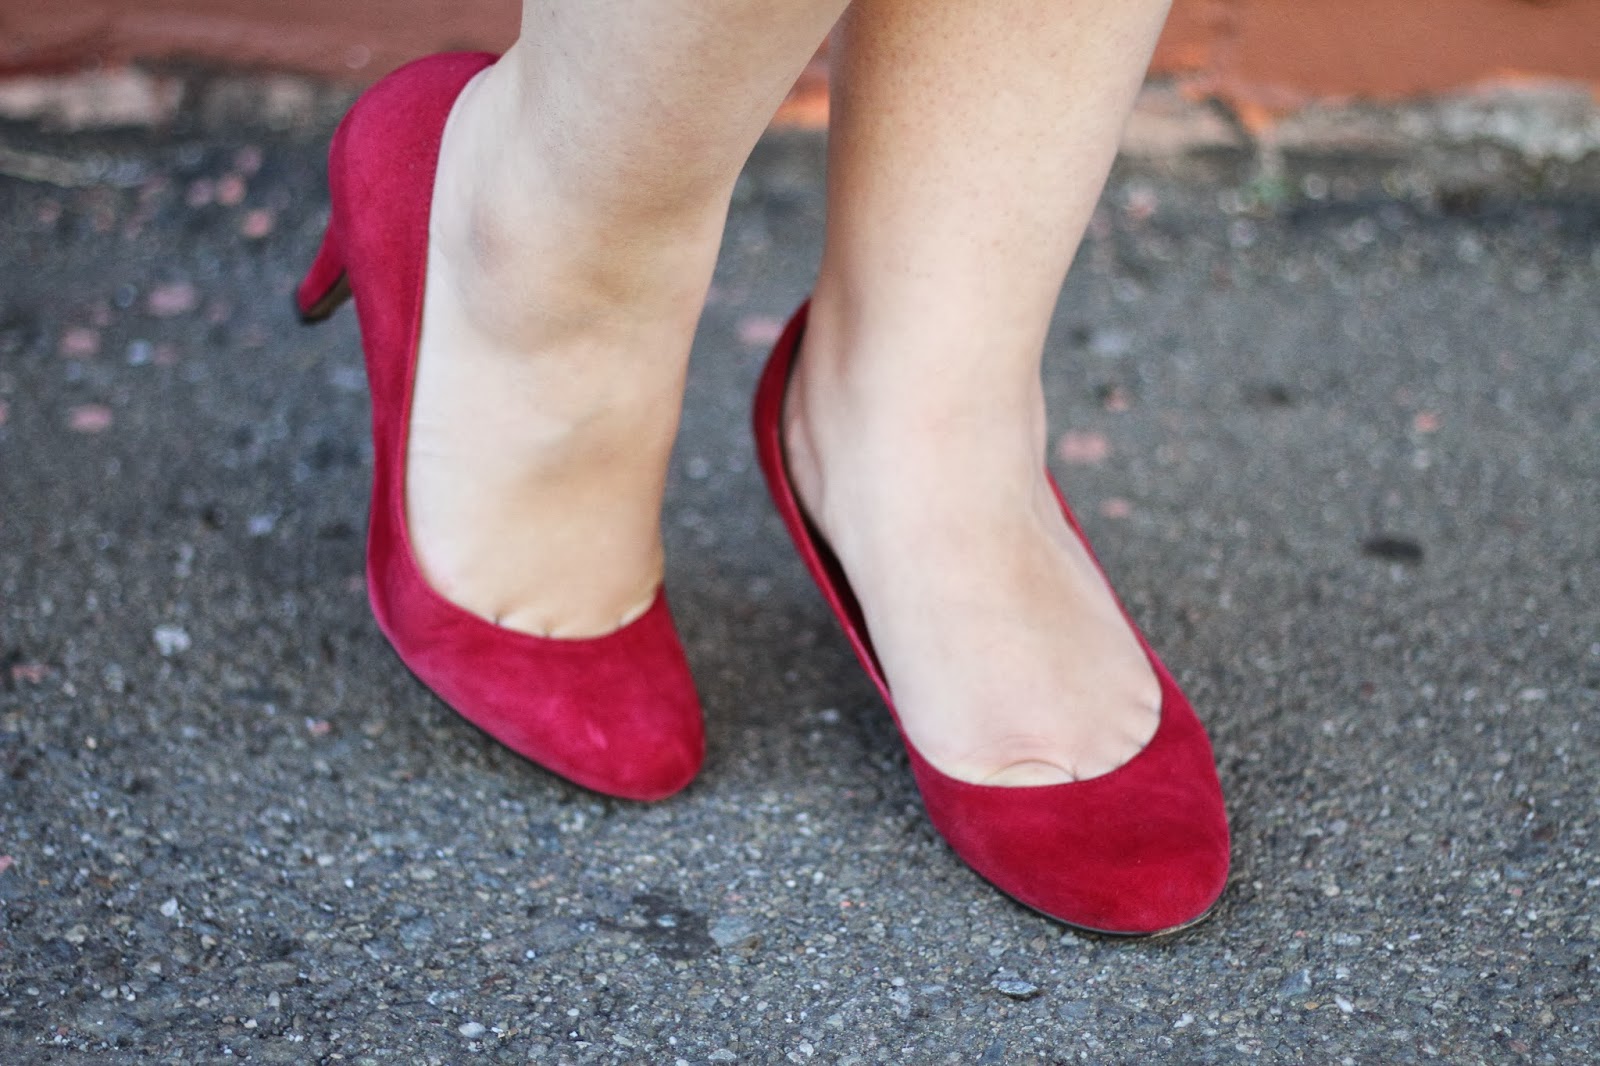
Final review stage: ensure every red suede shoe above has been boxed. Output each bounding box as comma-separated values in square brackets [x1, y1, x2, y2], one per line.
[752, 302, 1229, 934]
[296, 53, 703, 801]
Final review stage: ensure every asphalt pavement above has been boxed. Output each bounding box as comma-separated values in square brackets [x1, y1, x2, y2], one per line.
[1, 74, 1597, 1064]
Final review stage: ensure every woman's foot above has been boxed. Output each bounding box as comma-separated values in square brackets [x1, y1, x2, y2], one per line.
[781, 317, 1161, 786]
[403, 64, 722, 638]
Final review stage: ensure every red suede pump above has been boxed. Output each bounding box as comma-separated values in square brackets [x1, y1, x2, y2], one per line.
[752, 302, 1230, 935]
[296, 53, 704, 801]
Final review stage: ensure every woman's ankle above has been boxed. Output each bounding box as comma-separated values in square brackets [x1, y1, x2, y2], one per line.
[426, 65, 730, 354]
[784, 298, 1053, 516]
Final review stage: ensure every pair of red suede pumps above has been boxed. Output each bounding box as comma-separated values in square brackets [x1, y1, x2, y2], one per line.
[296, 53, 1229, 935]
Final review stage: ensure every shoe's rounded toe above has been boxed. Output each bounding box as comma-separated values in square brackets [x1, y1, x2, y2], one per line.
[941, 783, 1228, 935]
[386, 587, 706, 802]
[551, 670, 706, 802]
[908, 682, 1229, 936]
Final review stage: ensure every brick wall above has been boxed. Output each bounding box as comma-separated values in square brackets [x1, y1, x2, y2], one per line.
[1153, 0, 1600, 114]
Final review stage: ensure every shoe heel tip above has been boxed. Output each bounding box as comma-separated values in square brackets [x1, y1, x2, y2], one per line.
[295, 274, 351, 324]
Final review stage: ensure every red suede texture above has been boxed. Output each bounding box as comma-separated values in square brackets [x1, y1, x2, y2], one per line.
[752, 302, 1230, 934]
[298, 53, 704, 801]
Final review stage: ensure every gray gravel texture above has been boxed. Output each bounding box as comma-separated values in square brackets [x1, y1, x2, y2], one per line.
[1, 75, 1597, 1065]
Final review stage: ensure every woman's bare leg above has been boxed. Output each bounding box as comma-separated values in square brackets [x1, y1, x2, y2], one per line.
[408, 1, 845, 636]
[786, 0, 1174, 783]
